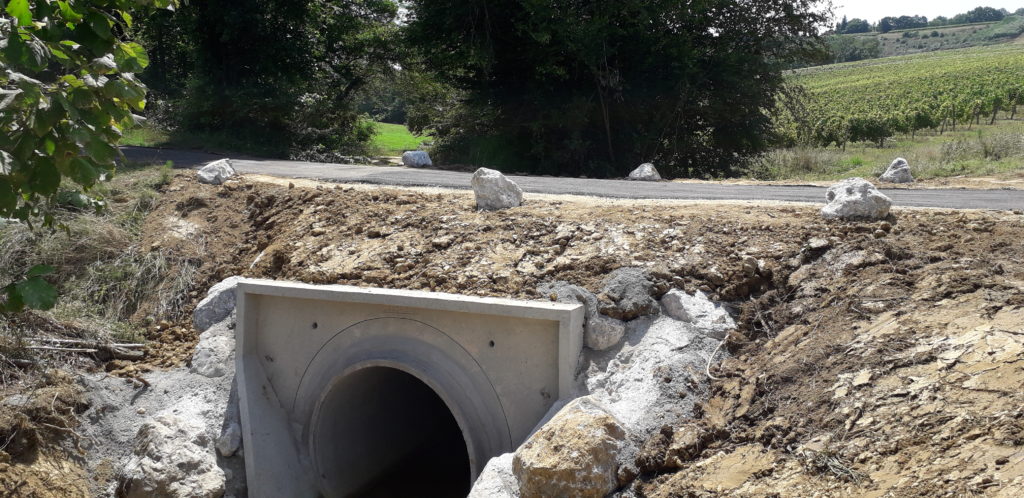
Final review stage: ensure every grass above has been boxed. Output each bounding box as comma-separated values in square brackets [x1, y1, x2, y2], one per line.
[371, 121, 430, 155]
[748, 120, 1024, 181]
[121, 120, 429, 158]
[0, 163, 196, 351]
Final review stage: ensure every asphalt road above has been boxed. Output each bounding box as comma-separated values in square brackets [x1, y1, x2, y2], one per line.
[121, 146, 1024, 211]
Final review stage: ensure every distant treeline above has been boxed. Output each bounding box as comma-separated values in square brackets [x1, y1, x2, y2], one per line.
[834, 6, 1023, 34]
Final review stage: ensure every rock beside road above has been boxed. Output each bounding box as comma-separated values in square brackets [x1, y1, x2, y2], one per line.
[627, 163, 662, 181]
[401, 150, 432, 168]
[472, 168, 524, 211]
[879, 158, 914, 184]
[821, 178, 892, 221]
[193, 276, 244, 332]
[197, 159, 237, 185]
[513, 397, 626, 498]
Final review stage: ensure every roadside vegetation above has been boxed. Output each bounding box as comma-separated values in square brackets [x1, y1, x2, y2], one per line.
[749, 120, 1024, 181]
[122, 120, 429, 157]
[0, 164, 193, 354]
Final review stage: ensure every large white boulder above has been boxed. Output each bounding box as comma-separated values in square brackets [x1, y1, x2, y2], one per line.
[401, 150, 432, 168]
[119, 412, 226, 498]
[821, 178, 892, 221]
[472, 168, 524, 211]
[197, 159, 236, 185]
[661, 289, 735, 339]
[879, 157, 914, 184]
[193, 276, 244, 332]
[627, 163, 661, 181]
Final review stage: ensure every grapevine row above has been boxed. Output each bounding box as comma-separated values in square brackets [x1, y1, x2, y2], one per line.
[777, 44, 1024, 147]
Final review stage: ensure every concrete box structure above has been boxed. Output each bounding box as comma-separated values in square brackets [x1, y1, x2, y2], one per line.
[235, 280, 584, 497]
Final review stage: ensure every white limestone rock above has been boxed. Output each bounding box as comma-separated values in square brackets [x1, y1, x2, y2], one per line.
[193, 276, 244, 333]
[879, 157, 914, 184]
[821, 178, 892, 221]
[538, 281, 626, 351]
[472, 168, 524, 211]
[119, 412, 226, 498]
[469, 453, 519, 498]
[661, 289, 735, 339]
[190, 326, 234, 378]
[197, 159, 236, 185]
[401, 150, 432, 168]
[216, 421, 242, 458]
[627, 163, 661, 181]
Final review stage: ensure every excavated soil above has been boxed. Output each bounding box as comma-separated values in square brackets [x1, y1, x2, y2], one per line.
[3, 171, 1023, 496]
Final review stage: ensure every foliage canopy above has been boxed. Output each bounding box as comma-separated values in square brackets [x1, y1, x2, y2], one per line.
[404, 0, 830, 178]
[1, 0, 175, 311]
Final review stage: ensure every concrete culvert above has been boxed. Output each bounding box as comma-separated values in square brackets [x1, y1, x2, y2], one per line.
[235, 280, 584, 497]
[313, 366, 471, 497]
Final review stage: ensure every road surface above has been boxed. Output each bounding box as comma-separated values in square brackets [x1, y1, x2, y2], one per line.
[121, 146, 1024, 211]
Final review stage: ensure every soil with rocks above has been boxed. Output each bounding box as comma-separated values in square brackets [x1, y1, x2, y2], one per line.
[3, 171, 1023, 496]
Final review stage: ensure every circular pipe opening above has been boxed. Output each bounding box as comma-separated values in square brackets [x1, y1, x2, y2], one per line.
[313, 366, 472, 498]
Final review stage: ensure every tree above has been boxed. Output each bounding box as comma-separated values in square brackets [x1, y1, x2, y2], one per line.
[404, 0, 830, 179]
[1, 0, 175, 312]
[878, 18, 893, 33]
[163, 0, 399, 158]
[844, 18, 871, 34]
[953, 6, 1005, 24]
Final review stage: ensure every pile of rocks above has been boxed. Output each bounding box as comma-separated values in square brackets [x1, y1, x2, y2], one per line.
[474, 268, 735, 497]
[88, 277, 247, 498]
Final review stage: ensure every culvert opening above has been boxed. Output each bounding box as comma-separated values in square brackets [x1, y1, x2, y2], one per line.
[313, 366, 472, 498]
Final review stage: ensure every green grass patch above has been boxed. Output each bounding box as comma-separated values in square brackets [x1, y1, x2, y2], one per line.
[371, 122, 430, 155]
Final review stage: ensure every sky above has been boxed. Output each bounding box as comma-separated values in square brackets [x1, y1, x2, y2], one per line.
[833, 1, 1023, 23]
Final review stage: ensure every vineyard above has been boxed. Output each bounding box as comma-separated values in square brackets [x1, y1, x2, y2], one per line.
[779, 43, 1024, 148]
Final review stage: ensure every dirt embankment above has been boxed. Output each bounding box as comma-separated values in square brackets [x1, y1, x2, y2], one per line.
[4, 172, 1023, 496]
[149, 174, 1023, 496]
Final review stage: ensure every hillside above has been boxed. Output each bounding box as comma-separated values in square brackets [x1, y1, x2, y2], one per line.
[840, 19, 1023, 58]
[778, 43, 1024, 148]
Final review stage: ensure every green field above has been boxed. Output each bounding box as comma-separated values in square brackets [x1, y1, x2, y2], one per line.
[122, 121, 428, 158]
[371, 122, 430, 155]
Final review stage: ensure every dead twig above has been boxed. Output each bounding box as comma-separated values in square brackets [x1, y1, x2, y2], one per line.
[26, 337, 144, 349]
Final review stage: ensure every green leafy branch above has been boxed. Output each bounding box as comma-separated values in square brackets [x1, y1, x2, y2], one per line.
[1, 0, 176, 311]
